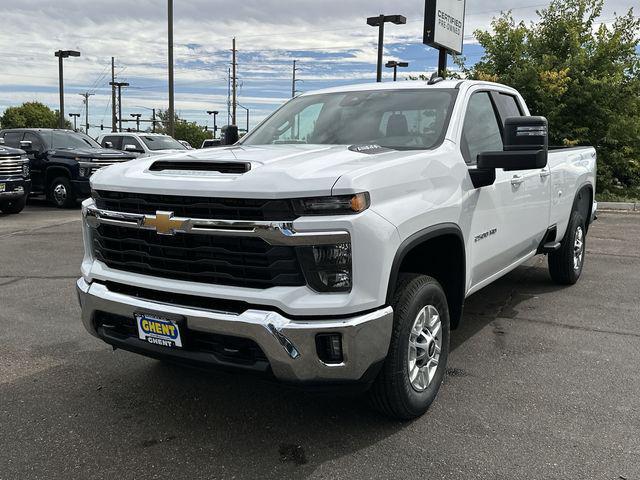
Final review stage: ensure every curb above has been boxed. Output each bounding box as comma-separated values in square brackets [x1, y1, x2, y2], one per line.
[598, 201, 640, 212]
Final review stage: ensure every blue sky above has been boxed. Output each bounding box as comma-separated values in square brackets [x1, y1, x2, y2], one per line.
[0, 0, 633, 137]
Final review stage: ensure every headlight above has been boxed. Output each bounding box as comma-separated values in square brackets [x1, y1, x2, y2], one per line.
[293, 193, 370, 216]
[297, 243, 352, 292]
[78, 162, 94, 178]
[22, 163, 29, 177]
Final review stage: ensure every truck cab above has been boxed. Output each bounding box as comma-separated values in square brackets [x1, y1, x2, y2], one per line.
[0, 129, 136, 208]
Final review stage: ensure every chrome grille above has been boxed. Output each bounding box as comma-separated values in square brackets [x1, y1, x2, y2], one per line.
[0, 155, 25, 176]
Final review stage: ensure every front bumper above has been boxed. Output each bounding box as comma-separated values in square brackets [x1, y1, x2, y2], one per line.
[0, 178, 31, 200]
[71, 179, 91, 198]
[77, 278, 393, 383]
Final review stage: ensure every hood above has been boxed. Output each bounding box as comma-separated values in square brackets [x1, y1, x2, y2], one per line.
[91, 144, 419, 198]
[53, 147, 136, 160]
[0, 146, 25, 156]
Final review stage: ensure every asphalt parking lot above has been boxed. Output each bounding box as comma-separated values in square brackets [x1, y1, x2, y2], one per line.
[1, 202, 639, 480]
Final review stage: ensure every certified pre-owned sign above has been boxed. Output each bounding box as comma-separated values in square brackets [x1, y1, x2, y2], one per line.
[423, 0, 466, 55]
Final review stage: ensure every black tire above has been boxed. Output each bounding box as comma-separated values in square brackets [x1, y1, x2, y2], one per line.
[369, 274, 450, 420]
[548, 210, 586, 285]
[0, 196, 27, 214]
[49, 176, 76, 208]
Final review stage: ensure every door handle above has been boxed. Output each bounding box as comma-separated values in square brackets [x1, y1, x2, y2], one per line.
[511, 175, 525, 186]
[540, 169, 551, 179]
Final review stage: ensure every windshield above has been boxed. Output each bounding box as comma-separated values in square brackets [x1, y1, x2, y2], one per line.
[241, 89, 457, 150]
[50, 131, 101, 149]
[140, 135, 186, 151]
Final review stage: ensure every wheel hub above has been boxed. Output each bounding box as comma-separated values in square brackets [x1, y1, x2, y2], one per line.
[407, 305, 442, 392]
[53, 184, 67, 204]
[573, 226, 584, 271]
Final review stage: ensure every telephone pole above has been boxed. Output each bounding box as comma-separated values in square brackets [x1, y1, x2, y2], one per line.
[109, 81, 129, 131]
[79, 92, 94, 133]
[111, 57, 117, 132]
[231, 38, 237, 126]
[292, 60, 302, 98]
[167, 0, 175, 137]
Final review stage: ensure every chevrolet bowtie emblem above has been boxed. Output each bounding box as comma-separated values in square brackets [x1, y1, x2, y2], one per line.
[142, 211, 187, 235]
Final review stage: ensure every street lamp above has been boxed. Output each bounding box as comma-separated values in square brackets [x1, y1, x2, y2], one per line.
[207, 110, 219, 138]
[236, 104, 249, 134]
[68, 113, 80, 131]
[385, 60, 409, 81]
[54, 50, 81, 128]
[366, 14, 406, 82]
[130, 113, 142, 132]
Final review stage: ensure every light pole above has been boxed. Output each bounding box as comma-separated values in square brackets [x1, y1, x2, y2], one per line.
[130, 113, 142, 132]
[167, 0, 175, 137]
[366, 15, 406, 82]
[385, 60, 409, 81]
[237, 104, 249, 134]
[68, 113, 80, 131]
[206, 110, 219, 138]
[54, 50, 81, 128]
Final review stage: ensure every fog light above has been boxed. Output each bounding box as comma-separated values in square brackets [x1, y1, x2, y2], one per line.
[316, 333, 343, 364]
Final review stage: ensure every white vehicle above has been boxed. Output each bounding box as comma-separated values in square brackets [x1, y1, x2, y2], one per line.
[77, 80, 597, 419]
[96, 132, 188, 157]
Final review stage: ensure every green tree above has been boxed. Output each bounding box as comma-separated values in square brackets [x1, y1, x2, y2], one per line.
[460, 0, 640, 194]
[154, 109, 212, 148]
[0, 101, 71, 129]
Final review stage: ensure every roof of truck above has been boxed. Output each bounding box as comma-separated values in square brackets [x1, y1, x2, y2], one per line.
[302, 79, 518, 96]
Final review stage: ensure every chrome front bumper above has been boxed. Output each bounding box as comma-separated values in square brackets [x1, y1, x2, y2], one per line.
[77, 278, 393, 383]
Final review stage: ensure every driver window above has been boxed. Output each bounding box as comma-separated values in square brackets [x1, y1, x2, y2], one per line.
[23, 132, 44, 153]
[461, 92, 503, 165]
[122, 136, 143, 151]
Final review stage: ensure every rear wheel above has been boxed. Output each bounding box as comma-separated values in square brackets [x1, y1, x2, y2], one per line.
[0, 196, 27, 214]
[49, 176, 76, 208]
[369, 274, 450, 420]
[548, 210, 586, 285]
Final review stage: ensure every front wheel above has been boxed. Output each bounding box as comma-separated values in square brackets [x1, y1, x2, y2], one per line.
[369, 274, 450, 420]
[0, 196, 27, 214]
[49, 177, 76, 209]
[548, 210, 586, 285]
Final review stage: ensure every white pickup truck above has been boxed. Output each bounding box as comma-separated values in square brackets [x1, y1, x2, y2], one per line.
[77, 79, 596, 419]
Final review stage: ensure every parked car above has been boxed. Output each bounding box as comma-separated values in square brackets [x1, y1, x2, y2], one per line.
[0, 129, 136, 208]
[0, 139, 30, 214]
[96, 133, 188, 157]
[77, 80, 597, 419]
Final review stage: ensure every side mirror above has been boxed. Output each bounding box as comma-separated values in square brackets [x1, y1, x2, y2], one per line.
[221, 125, 239, 145]
[0, 137, 5, 145]
[477, 116, 548, 172]
[123, 144, 141, 153]
[19, 140, 35, 153]
[104, 141, 113, 149]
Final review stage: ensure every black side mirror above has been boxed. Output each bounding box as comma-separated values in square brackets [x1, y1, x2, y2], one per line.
[477, 116, 548, 172]
[221, 125, 239, 145]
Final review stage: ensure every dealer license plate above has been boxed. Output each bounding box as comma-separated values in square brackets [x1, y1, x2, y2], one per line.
[135, 313, 182, 348]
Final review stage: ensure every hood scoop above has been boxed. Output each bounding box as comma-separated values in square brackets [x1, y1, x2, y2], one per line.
[149, 160, 251, 174]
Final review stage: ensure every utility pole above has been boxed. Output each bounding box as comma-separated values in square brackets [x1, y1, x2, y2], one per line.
[111, 57, 117, 132]
[152, 108, 157, 133]
[130, 113, 142, 132]
[79, 92, 94, 134]
[292, 60, 302, 98]
[167, 0, 175, 137]
[231, 38, 237, 125]
[109, 81, 129, 131]
[227, 67, 231, 126]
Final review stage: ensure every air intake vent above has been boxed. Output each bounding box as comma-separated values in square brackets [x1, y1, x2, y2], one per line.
[149, 161, 251, 174]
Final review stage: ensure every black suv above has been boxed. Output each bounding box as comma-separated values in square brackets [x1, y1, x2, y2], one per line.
[0, 129, 136, 208]
[0, 141, 30, 214]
